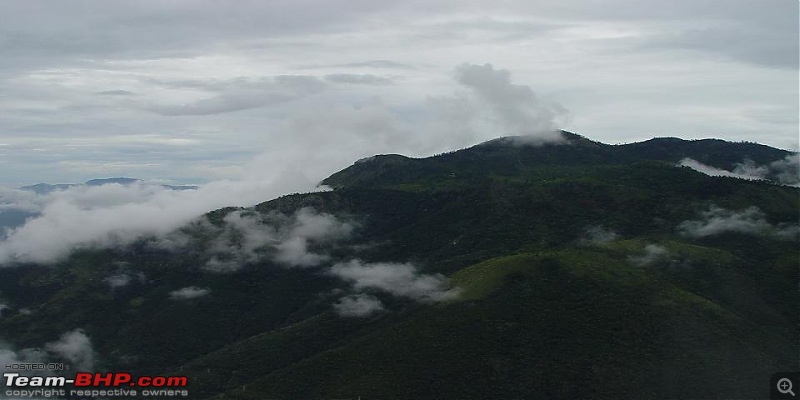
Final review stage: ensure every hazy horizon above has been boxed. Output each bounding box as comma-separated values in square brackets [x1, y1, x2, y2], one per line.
[0, 0, 797, 187]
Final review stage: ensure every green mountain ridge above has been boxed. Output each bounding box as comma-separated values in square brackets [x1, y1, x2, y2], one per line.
[0, 131, 797, 399]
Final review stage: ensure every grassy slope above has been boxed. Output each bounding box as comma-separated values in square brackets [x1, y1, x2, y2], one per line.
[203, 244, 794, 399]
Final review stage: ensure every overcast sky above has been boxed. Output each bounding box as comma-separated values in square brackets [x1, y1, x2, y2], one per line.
[1, 0, 797, 186]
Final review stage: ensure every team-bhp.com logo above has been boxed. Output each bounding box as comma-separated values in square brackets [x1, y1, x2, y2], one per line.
[4, 372, 189, 398]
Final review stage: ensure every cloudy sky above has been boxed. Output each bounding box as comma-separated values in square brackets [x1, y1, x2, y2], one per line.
[1, 0, 797, 186]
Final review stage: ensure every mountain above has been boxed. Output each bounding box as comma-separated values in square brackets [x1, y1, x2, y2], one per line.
[0, 131, 797, 399]
[84, 177, 142, 186]
[17, 182, 76, 195]
[19, 177, 199, 194]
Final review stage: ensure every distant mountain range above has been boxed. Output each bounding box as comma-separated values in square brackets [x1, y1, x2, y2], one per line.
[0, 131, 797, 399]
[19, 177, 198, 194]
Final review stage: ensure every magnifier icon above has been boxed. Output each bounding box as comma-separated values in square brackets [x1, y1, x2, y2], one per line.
[778, 378, 795, 396]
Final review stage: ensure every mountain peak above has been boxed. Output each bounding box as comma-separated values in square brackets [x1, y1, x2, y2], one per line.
[323, 132, 795, 189]
[84, 177, 141, 186]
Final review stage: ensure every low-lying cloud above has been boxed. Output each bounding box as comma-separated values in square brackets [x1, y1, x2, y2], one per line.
[330, 260, 458, 302]
[579, 225, 619, 245]
[0, 64, 566, 267]
[104, 273, 132, 289]
[1, 329, 94, 391]
[45, 330, 94, 371]
[169, 286, 211, 300]
[679, 154, 799, 187]
[168, 208, 355, 273]
[0, 179, 323, 266]
[104, 270, 145, 290]
[678, 206, 798, 239]
[155, 208, 456, 316]
[333, 294, 385, 317]
[629, 244, 669, 266]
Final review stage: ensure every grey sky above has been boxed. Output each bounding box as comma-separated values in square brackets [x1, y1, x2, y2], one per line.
[0, 0, 797, 186]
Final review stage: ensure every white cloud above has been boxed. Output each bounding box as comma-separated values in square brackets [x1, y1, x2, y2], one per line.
[184, 208, 354, 272]
[202, 211, 277, 266]
[273, 208, 354, 267]
[44, 329, 94, 371]
[453, 63, 567, 142]
[169, 286, 210, 300]
[580, 226, 619, 245]
[273, 237, 329, 268]
[0, 179, 322, 265]
[678, 206, 798, 239]
[333, 294, 385, 317]
[104, 273, 131, 289]
[629, 244, 669, 266]
[0, 0, 796, 191]
[769, 154, 800, 186]
[679, 155, 799, 187]
[2, 63, 557, 267]
[0, 328, 94, 392]
[330, 260, 458, 302]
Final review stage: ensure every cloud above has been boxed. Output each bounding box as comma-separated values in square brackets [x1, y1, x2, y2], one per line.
[332, 60, 415, 70]
[678, 206, 798, 239]
[0, 304, 8, 317]
[0, 346, 48, 373]
[104, 273, 132, 289]
[95, 90, 135, 96]
[579, 226, 619, 245]
[273, 237, 329, 268]
[169, 286, 210, 300]
[0, 0, 796, 191]
[679, 155, 799, 187]
[642, 24, 798, 70]
[679, 158, 762, 181]
[629, 244, 669, 266]
[324, 74, 393, 85]
[146, 75, 327, 116]
[188, 208, 354, 272]
[330, 260, 458, 302]
[768, 154, 800, 186]
[0, 187, 42, 212]
[333, 294, 384, 317]
[200, 211, 278, 268]
[0, 178, 324, 265]
[0, 328, 94, 390]
[44, 329, 94, 371]
[452, 63, 567, 142]
[2, 62, 563, 267]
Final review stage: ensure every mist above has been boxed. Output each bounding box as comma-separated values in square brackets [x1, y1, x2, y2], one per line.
[679, 154, 799, 186]
[0, 329, 94, 379]
[169, 287, 211, 301]
[678, 206, 799, 239]
[0, 64, 565, 267]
